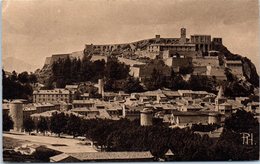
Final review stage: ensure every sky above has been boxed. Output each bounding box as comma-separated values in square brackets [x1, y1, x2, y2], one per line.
[2, 0, 260, 73]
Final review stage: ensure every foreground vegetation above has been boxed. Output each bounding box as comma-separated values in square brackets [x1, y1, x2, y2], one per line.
[2, 110, 254, 160]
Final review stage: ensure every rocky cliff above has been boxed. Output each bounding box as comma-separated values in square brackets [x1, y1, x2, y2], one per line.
[212, 43, 259, 87]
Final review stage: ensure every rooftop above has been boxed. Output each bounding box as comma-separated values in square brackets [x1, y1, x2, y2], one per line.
[225, 60, 242, 64]
[33, 89, 71, 94]
[66, 151, 153, 161]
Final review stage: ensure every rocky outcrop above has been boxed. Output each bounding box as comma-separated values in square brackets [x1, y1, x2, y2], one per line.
[212, 43, 259, 87]
[241, 57, 259, 87]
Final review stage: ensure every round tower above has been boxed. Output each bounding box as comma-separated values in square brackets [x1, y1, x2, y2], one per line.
[9, 100, 23, 132]
[140, 108, 153, 126]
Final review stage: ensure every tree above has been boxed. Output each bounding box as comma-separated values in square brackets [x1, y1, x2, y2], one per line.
[23, 117, 35, 134]
[169, 74, 189, 90]
[149, 127, 170, 159]
[37, 117, 48, 135]
[50, 112, 67, 137]
[18, 71, 30, 83]
[179, 66, 193, 75]
[214, 110, 259, 160]
[224, 67, 236, 82]
[10, 71, 18, 81]
[224, 110, 258, 133]
[29, 73, 38, 84]
[105, 57, 129, 80]
[144, 68, 165, 90]
[66, 114, 81, 137]
[123, 77, 144, 93]
[3, 69, 34, 100]
[189, 75, 216, 93]
[3, 112, 13, 131]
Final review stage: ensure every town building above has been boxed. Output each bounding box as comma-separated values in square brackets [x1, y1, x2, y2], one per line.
[50, 151, 154, 162]
[163, 56, 193, 71]
[33, 89, 76, 103]
[164, 111, 222, 127]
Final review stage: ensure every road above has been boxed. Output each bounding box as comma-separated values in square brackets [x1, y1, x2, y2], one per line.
[3, 133, 97, 153]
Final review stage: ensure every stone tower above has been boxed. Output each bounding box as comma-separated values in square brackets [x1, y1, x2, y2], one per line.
[180, 28, 186, 44]
[140, 108, 153, 126]
[155, 35, 161, 42]
[9, 100, 23, 132]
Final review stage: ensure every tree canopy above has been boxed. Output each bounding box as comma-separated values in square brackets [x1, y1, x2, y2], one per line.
[3, 112, 13, 131]
[3, 69, 35, 100]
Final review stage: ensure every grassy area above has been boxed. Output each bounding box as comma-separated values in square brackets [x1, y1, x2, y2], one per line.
[3, 137, 25, 149]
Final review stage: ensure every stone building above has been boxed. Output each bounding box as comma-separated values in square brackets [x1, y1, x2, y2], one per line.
[42, 28, 223, 70]
[225, 60, 243, 77]
[163, 56, 193, 70]
[33, 89, 76, 103]
[83, 28, 221, 59]
[140, 108, 153, 126]
[212, 38, 223, 45]
[166, 111, 221, 126]
[190, 35, 211, 53]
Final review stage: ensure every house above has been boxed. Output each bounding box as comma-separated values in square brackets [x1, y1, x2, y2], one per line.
[72, 100, 95, 108]
[50, 153, 81, 162]
[70, 108, 99, 118]
[164, 111, 222, 126]
[80, 93, 90, 100]
[180, 104, 203, 112]
[65, 85, 79, 91]
[124, 105, 143, 121]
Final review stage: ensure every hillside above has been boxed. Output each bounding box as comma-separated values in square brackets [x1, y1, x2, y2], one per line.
[36, 41, 259, 89]
[211, 42, 259, 86]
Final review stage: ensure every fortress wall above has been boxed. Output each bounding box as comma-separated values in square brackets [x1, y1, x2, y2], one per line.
[70, 51, 84, 60]
[50, 54, 70, 65]
[193, 66, 207, 75]
[193, 57, 219, 67]
[118, 57, 145, 66]
[90, 55, 108, 62]
[44, 57, 52, 65]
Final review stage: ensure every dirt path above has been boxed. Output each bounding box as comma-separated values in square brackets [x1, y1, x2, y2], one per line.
[3, 133, 97, 153]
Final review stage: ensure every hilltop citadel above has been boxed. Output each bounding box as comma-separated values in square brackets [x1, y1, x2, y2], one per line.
[39, 28, 243, 83]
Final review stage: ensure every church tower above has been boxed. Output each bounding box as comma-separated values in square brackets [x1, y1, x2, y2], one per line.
[215, 86, 227, 111]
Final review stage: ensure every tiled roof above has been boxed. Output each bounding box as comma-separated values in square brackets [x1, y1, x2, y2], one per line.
[50, 153, 80, 162]
[33, 89, 70, 94]
[171, 111, 221, 116]
[67, 151, 153, 161]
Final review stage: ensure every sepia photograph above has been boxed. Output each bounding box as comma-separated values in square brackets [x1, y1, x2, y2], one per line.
[2, 0, 260, 162]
